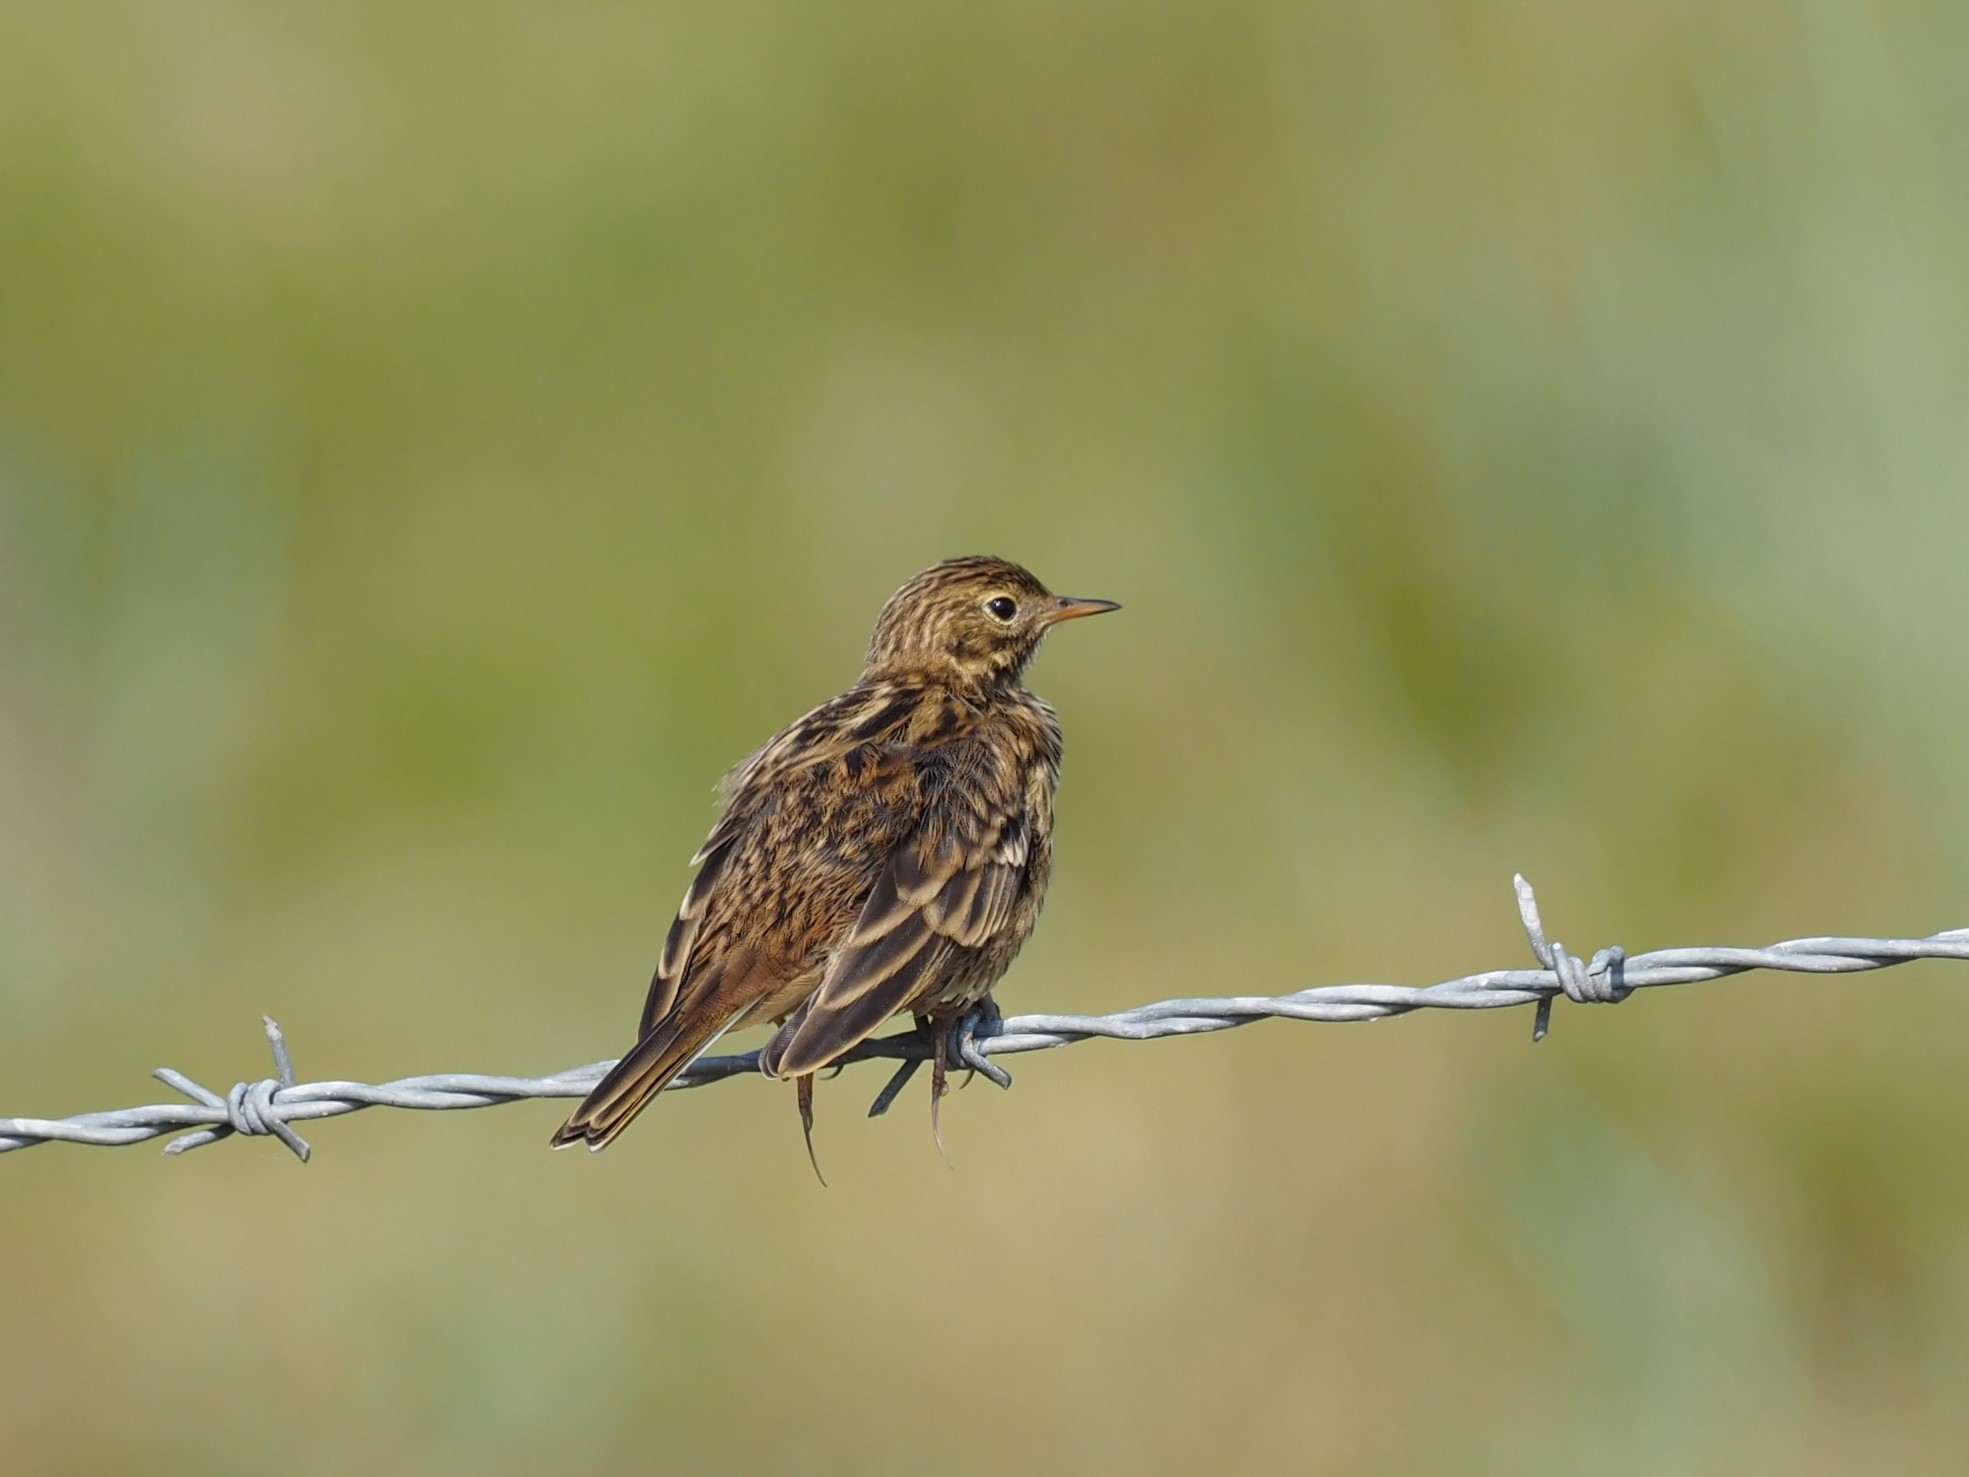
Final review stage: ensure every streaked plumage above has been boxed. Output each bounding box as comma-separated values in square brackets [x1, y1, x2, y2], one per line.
[551, 555, 1117, 1155]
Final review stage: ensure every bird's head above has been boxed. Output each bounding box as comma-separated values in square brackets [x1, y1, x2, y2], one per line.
[862, 555, 1119, 690]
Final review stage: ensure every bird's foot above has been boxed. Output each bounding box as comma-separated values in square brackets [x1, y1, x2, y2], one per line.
[951, 997, 1011, 1091]
[863, 1001, 1010, 1133]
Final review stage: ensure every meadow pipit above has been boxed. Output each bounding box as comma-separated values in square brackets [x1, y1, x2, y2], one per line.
[551, 556, 1118, 1161]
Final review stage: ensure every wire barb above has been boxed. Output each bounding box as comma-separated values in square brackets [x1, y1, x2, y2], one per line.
[157, 1017, 313, 1162]
[5, 876, 1967, 1161]
[1515, 874, 1630, 1042]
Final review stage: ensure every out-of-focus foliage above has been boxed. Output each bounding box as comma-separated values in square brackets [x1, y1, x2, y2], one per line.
[4, 4, 1968, 1473]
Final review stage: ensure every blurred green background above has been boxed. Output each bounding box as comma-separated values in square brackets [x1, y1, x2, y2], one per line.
[5, 4, 1969, 1473]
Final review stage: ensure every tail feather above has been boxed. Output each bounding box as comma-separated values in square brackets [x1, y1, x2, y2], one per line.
[550, 1008, 738, 1152]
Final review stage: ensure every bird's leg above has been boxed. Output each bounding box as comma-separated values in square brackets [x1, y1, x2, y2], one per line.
[795, 1073, 826, 1186]
[952, 995, 1012, 1091]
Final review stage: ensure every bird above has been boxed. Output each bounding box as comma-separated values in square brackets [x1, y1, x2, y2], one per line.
[550, 555, 1118, 1161]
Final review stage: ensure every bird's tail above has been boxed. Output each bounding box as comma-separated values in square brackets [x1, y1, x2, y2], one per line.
[549, 1007, 737, 1152]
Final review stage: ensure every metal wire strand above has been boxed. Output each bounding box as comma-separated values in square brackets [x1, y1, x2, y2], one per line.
[4, 875, 1965, 1161]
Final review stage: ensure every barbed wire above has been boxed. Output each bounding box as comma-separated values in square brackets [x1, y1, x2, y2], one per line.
[5, 875, 1965, 1163]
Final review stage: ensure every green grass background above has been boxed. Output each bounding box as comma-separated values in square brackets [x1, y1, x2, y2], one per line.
[5, 4, 1969, 1473]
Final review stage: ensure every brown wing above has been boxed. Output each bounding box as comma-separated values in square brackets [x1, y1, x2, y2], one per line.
[555, 681, 976, 1157]
[760, 779, 1029, 1079]
[635, 686, 918, 1035]
[553, 687, 936, 1149]
[638, 825, 737, 1034]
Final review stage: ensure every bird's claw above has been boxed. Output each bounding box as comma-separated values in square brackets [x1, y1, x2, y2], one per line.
[864, 1001, 1009, 1122]
[796, 1073, 826, 1186]
[866, 1058, 921, 1118]
[953, 1000, 1012, 1090]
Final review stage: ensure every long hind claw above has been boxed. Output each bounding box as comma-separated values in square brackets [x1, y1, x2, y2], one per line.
[930, 1018, 952, 1165]
[796, 1074, 826, 1186]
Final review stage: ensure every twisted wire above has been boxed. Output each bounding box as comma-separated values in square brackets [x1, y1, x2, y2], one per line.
[5, 875, 1965, 1162]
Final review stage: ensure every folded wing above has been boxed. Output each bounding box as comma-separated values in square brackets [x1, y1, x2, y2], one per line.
[761, 789, 1028, 1079]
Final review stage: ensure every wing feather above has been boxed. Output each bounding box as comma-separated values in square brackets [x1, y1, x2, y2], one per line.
[639, 827, 738, 1034]
[557, 681, 944, 1149]
[761, 783, 1027, 1079]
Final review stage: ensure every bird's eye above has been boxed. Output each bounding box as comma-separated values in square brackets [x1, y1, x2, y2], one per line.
[984, 596, 1018, 622]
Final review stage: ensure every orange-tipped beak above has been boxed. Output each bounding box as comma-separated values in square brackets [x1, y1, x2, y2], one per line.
[1042, 595, 1121, 625]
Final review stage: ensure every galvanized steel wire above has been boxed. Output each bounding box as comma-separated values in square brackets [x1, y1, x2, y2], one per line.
[5, 875, 1965, 1162]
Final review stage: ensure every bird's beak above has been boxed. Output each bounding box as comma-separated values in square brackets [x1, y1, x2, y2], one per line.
[1042, 595, 1122, 625]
